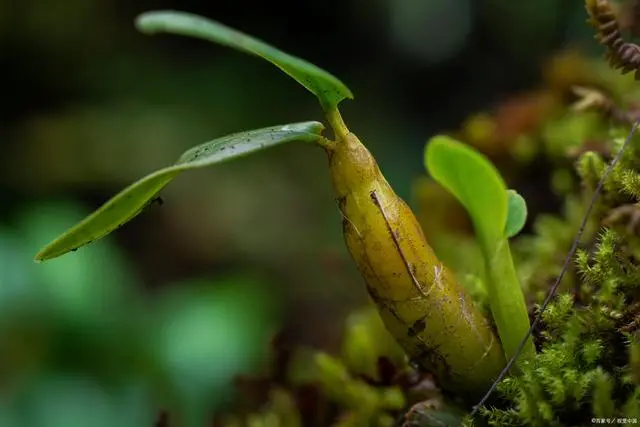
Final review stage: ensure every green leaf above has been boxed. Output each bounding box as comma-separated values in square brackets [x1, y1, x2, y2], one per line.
[505, 190, 527, 238]
[35, 121, 324, 262]
[424, 135, 534, 360]
[424, 135, 508, 249]
[135, 11, 353, 110]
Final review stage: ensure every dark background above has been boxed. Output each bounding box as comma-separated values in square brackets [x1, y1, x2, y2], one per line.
[0, 0, 604, 425]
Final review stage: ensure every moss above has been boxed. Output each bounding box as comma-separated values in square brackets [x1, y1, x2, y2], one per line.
[478, 118, 640, 425]
[479, 229, 639, 424]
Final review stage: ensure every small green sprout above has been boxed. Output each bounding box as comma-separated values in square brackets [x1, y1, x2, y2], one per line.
[425, 135, 534, 360]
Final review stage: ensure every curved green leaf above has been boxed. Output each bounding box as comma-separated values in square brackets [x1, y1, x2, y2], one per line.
[424, 135, 534, 360]
[35, 121, 324, 262]
[424, 135, 508, 249]
[505, 189, 528, 238]
[135, 11, 353, 110]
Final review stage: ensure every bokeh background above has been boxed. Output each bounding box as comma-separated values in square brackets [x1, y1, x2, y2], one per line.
[0, 0, 611, 426]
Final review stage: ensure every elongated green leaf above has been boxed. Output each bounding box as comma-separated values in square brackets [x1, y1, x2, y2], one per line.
[505, 189, 527, 238]
[425, 135, 507, 249]
[35, 121, 324, 262]
[135, 11, 353, 110]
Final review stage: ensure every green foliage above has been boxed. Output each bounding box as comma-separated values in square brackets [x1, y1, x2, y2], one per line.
[425, 135, 533, 360]
[135, 11, 353, 110]
[541, 112, 604, 158]
[481, 228, 640, 426]
[154, 276, 279, 425]
[592, 369, 614, 418]
[25, 7, 640, 426]
[425, 135, 508, 246]
[219, 306, 411, 427]
[217, 304, 482, 426]
[313, 352, 404, 426]
[402, 400, 468, 427]
[34, 122, 323, 261]
[469, 42, 640, 423]
[0, 201, 279, 426]
[340, 308, 406, 382]
[36, 9, 359, 262]
[223, 389, 302, 427]
[505, 190, 528, 238]
[513, 195, 591, 298]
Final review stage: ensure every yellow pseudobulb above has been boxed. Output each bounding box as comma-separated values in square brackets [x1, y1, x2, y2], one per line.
[325, 132, 505, 396]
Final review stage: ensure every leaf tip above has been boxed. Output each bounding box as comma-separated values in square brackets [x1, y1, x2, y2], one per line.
[135, 10, 174, 35]
[33, 249, 49, 263]
[134, 12, 153, 34]
[34, 239, 77, 263]
[424, 134, 457, 167]
[309, 121, 325, 133]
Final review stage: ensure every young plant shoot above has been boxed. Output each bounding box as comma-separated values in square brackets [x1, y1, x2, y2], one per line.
[35, 10, 511, 399]
[425, 136, 534, 361]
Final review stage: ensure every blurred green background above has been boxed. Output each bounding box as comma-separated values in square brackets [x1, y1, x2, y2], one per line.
[0, 0, 605, 425]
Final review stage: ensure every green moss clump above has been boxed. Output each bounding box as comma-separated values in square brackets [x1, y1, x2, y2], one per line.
[481, 229, 640, 425]
[479, 122, 640, 425]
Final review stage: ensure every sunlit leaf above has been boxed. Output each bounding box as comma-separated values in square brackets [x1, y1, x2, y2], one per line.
[505, 189, 528, 238]
[135, 11, 353, 110]
[35, 121, 324, 262]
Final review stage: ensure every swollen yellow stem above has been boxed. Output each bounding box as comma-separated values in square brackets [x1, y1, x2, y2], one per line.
[323, 129, 506, 397]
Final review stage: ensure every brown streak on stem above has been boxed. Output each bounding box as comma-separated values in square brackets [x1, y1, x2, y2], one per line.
[370, 190, 431, 298]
